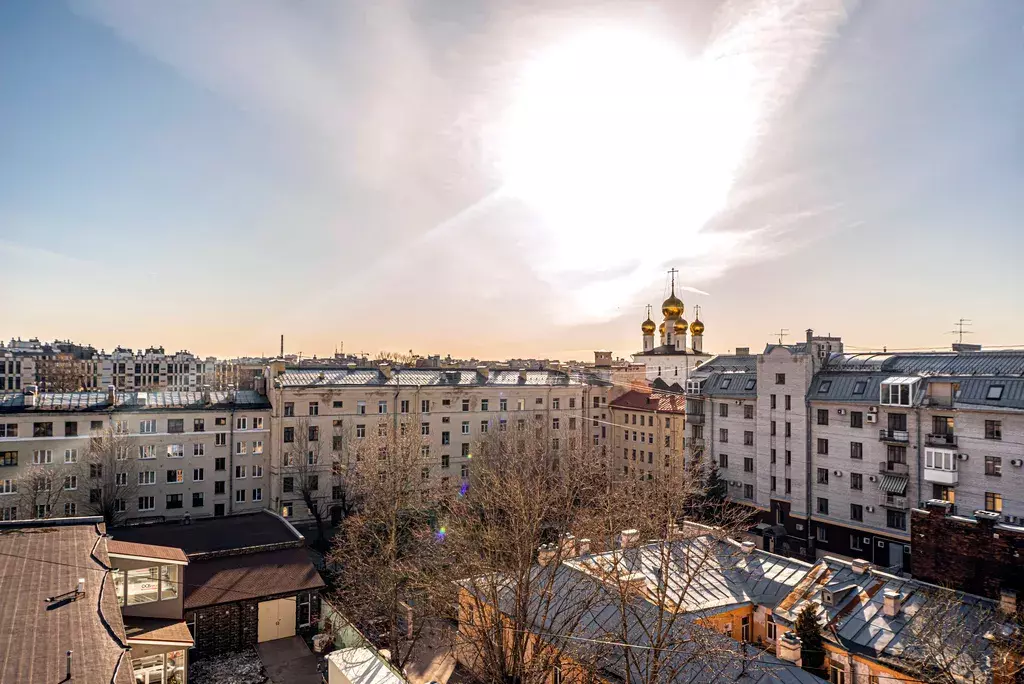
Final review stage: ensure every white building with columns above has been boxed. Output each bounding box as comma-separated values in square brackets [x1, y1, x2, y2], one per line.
[632, 277, 713, 385]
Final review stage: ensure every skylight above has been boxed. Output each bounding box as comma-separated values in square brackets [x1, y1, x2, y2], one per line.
[818, 381, 832, 394]
[744, 378, 756, 390]
[987, 385, 1004, 401]
[721, 378, 732, 389]
[853, 381, 866, 395]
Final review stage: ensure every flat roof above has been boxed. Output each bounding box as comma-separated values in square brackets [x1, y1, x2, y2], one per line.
[110, 510, 301, 555]
[184, 546, 325, 609]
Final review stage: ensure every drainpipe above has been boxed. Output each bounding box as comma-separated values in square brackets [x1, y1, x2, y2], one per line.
[804, 383, 814, 556]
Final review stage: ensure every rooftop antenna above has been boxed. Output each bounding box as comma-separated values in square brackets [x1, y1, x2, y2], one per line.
[774, 328, 789, 345]
[948, 318, 973, 344]
[280, 334, 284, 357]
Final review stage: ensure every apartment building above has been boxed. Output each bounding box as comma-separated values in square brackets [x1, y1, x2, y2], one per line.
[0, 387, 271, 523]
[107, 346, 216, 391]
[609, 389, 686, 479]
[264, 361, 612, 522]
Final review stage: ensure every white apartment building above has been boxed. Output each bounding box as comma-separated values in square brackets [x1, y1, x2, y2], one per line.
[106, 347, 216, 391]
[264, 361, 612, 522]
[0, 387, 270, 522]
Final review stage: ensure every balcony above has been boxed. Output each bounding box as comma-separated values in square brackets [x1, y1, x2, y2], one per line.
[923, 467, 959, 486]
[688, 414, 705, 425]
[925, 433, 958, 448]
[878, 429, 910, 444]
[879, 493, 909, 510]
[878, 460, 910, 476]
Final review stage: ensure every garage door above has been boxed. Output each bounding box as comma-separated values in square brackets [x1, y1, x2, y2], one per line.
[258, 597, 297, 642]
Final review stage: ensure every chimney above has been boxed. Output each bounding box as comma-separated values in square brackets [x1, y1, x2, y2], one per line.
[806, 329, 814, 344]
[975, 509, 1001, 529]
[620, 529, 640, 548]
[66, 650, 73, 681]
[777, 632, 802, 665]
[24, 384, 38, 408]
[735, 347, 750, 356]
[280, 334, 284, 357]
[378, 364, 392, 380]
[577, 538, 591, 556]
[1000, 589, 1017, 617]
[851, 559, 871, 575]
[519, 369, 528, 384]
[477, 365, 489, 380]
[668, 523, 683, 539]
[77, 578, 85, 596]
[620, 571, 648, 594]
[925, 499, 953, 517]
[202, 385, 211, 404]
[559, 533, 576, 557]
[537, 543, 558, 567]
[740, 541, 756, 555]
[107, 384, 116, 405]
[883, 589, 902, 618]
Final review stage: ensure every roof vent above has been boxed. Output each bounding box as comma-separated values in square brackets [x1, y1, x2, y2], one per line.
[883, 589, 902, 617]
[740, 541, 756, 555]
[851, 558, 870, 575]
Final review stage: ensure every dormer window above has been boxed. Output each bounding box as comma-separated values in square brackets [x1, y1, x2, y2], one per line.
[880, 377, 919, 407]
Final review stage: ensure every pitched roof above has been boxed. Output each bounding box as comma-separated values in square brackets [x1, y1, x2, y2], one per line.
[0, 519, 134, 684]
[275, 367, 595, 388]
[123, 617, 194, 645]
[634, 345, 712, 358]
[110, 510, 300, 555]
[106, 539, 189, 564]
[0, 389, 270, 413]
[184, 546, 325, 609]
[609, 390, 686, 414]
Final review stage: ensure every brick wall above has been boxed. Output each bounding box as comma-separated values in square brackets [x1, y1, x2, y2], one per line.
[187, 589, 321, 659]
[911, 503, 1024, 599]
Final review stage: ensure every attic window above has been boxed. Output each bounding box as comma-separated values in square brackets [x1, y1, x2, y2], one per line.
[721, 378, 732, 390]
[818, 381, 832, 394]
[852, 381, 867, 395]
[987, 385, 1005, 401]
[744, 379, 756, 391]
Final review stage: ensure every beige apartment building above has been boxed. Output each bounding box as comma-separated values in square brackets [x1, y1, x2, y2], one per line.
[0, 386, 271, 522]
[263, 361, 612, 522]
[609, 389, 686, 480]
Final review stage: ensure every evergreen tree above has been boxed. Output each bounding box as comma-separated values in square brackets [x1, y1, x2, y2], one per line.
[794, 604, 826, 675]
[705, 460, 727, 504]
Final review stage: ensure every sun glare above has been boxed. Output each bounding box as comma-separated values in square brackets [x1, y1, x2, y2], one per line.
[498, 25, 758, 318]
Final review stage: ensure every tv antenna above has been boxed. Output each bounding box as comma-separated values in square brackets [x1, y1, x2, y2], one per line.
[773, 328, 789, 345]
[948, 318, 973, 344]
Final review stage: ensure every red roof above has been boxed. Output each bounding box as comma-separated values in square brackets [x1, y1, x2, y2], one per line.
[609, 390, 686, 414]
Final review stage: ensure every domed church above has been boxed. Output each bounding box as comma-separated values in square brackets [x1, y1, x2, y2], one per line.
[633, 269, 713, 384]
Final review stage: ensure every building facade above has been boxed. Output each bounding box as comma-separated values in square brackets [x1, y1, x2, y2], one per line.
[608, 389, 686, 480]
[632, 280, 713, 384]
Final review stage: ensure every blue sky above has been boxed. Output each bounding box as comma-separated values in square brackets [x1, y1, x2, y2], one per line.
[1, 0, 1022, 360]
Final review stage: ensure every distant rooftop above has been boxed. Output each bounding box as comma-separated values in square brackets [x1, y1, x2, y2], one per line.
[109, 510, 300, 556]
[275, 367, 606, 388]
[0, 389, 270, 413]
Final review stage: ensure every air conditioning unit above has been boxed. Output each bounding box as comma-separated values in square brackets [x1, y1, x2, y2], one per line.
[833, 470, 843, 477]
[866, 506, 875, 513]
[866, 414, 878, 424]
[868, 406, 879, 414]
[957, 453, 969, 461]
[837, 408, 847, 416]
[1012, 459, 1023, 468]
[1003, 515, 1020, 525]
[868, 475, 877, 482]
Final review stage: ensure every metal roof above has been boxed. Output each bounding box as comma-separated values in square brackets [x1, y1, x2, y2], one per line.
[0, 390, 270, 414]
[700, 371, 758, 398]
[276, 367, 589, 388]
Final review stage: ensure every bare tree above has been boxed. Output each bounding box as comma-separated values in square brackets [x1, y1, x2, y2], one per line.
[284, 417, 333, 550]
[77, 428, 138, 526]
[328, 414, 452, 672]
[18, 462, 75, 518]
[37, 356, 88, 392]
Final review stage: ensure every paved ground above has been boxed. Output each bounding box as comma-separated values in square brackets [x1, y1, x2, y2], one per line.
[257, 636, 322, 684]
[403, 624, 456, 684]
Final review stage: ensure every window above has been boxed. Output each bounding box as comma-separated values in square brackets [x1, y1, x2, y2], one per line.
[461, 443, 470, 456]
[421, 466, 430, 481]
[829, 664, 846, 684]
[462, 421, 470, 435]
[770, 448, 776, 464]
[770, 476, 777, 491]
[214, 457, 225, 471]
[461, 464, 469, 478]
[214, 480, 225, 494]
[283, 427, 294, 443]
[138, 496, 155, 512]
[851, 535, 864, 551]
[767, 618, 777, 642]
[817, 409, 829, 426]
[164, 418, 183, 434]
[235, 489, 246, 503]
[137, 445, 155, 460]
[552, 417, 560, 430]
[115, 472, 127, 487]
[851, 503, 863, 521]
[333, 400, 343, 409]
[933, 484, 955, 503]
[785, 395, 791, 411]
[253, 440, 263, 454]
[517, 399, 525, 410]
[235, 465, 247, 479]
[985, 420, 1002, 440]
[817, 468, 829, 485]
[166, 493, 183, 509]
[925, 449, 957, 472]
[771, 421, 776, 436]
[850, 473, 863, 491]
[887, 510, 907, 530]
[420, 399, 430, 413]
[0, 423, 18, 438]
[985, 491, 1003, 513]
[215, 417, 227, 426]
[166, 469, 183, 484]
[775, 373, 786, 385]
[881, 380, 915, 406]
[744, 404, 754, 419]
[850, 411, 863, 428]
[852, 380, 867, 395]
[721, 378, 732, 389]
[535, 397, 543, 405]
[816, 527, 827, 543]
[33, 422, 53, 437]
[400, 400, 409, 414]
[139, 471, 156, 485]
[743, 431, 753, 446]
[1, 452, 18, 469]
[719, 404, 729, 418]
[480, 399, 489, 411]
[987, 385, 1005, 401]
[461, 398, 471, 412]
[236, 417, 247, 430]
[308, 425, 319, 441]
[193, 468, 204, 481]
[309, 401, 320, 416]
[357, 401, 366, 415]
[215, 433, 226, 446]
[253, 465, 263, 477]
[193, 492, 204, 507]
[63, 448, 78, 464]
[63, 420, 78, 437]
[33, 449, 53, 465]
[284, 402, 295, 417]
[849, 441, 863, 460]
[719, 428, 728, 443]
[744, 378, 756, 391]
[139, 420, 156, 434]
[785, 478, 791, 494]
[283, 477, 294, 493]
[785, 450, 791, 465]
[252, 488, 263, 502]
[378, 400, 388, 414]
[499, 398, 508, 411]
[818, 381, 832, 394]
[744, 457, 754, 473]
[744, 484, 754, 499]
[192, 443, 205, 456]
[356, 424, 366, 439]
[785, 422, 791, 437]
[167, 444, 184, 458]
[719, 454, 728, 468]
[480, 420, 489, 433]
[985, 456, 1002, 477]
[64, 475, 77, 491]
[817, 438, 829, 455]
[817, 497, 829, 515]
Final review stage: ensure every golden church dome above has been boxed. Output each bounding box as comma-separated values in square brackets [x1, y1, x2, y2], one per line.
[690, 318, 704, 336]
[661, 294, 683, 319]
[641, 317, 656, 335]
[658, 322, 666, 335]
[674, 318, 688, 334]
